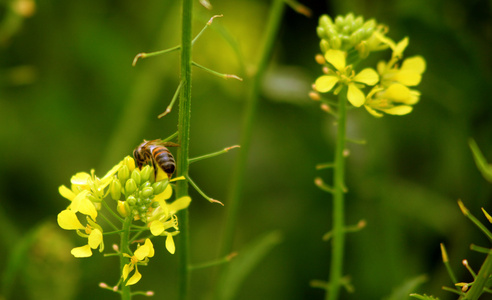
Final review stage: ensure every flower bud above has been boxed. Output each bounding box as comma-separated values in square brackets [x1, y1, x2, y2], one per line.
[125, 179, 137, 195]
[152, 180, 168, 195]
[131, 169, 141, 186]
[319, 15, 333, 31]
[140, 165, 153, 183]
[110, 178, 122, 200]
[141, 187, 154, 198]
[141, 181, 151, 189]
[118, 165, 130, 184]
[124, 156, 136, 172]
[117, 201, 129, 217]
[127, 195, 137, 206]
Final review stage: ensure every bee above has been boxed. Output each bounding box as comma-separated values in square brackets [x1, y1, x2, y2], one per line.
[133, 139, 180, 179]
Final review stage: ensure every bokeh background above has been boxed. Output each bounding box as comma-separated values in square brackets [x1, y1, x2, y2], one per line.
[1, 0, 492, 299]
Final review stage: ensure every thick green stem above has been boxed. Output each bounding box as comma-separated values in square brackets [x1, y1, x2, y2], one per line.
[120, 217, 133, 300]
[326, 89, 347, 300]
[176, 0, 193, 299]
[219, 0, 285, 261]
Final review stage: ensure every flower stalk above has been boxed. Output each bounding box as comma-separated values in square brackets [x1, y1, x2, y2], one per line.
[326, 87, 348, 300]
[176, 0, 193, 298]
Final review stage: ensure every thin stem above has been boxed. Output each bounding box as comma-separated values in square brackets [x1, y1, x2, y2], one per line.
[219, 0, 285, 261]
[192, 61, 243, 81]
[120, 217, 133, 300]
[326, 88, 348, 300]
[176, 0, 193, 298]
[215, 0, 285, 298]
[188, 145, 240, 164]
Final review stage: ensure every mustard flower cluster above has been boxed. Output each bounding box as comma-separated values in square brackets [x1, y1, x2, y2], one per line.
[57, 156, 190, 286]
[312, 13, 426, 117]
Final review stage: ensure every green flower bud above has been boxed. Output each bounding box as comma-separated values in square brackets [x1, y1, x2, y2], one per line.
[124, 156, 135, 172]
[131, 169, 141, 186]
[320, 39, 330, 53]
[118, 165, 130, 184]
[127, 195, 137, 206]
[152, 180, 168, 195]
[140, 165, 153, 183]
[141, 181, 151, 189]
[316, 26, 326, 39]
[330, 36, 341, 50]
[151, 201, 160, 208]
[334, 15, 344, 27]
[141, 187, 154, 198]
[319, 15, 333, 31]
[110, 178, 122, 200]
[117, 201, 129, 217]
[125, 179, 137, 196]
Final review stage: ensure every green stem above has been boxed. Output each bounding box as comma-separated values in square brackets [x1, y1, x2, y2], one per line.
[219, 0, 285, 260]
[326, 89, 348, 300]
[120, 217, 133, 300]
[215, 0, 285, 297]
[176, 0, 193, 298]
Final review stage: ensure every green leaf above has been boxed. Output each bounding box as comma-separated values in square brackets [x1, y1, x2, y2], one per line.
[384, 274, 428, 300]
[216, 231, 283, 300]
[469, 139, 492, 183]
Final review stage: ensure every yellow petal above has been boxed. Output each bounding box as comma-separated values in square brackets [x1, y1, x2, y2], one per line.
[401, 56, 426, 74]
[384, 84, 410, 102]
[126, 268, 142, 286]
[57, 210, 85, 230]
[393, 37, 409, 57]
[324, 49, 346, 71]
[134, 239, 154, 260]
[393, 70, 422, 86]
[166, 234, 176, 254]
[168, 196, 191, 215]
[377, 60, 387, 75]
[347, 84, 366, 107]
[59, 185, 75, 200]
[78, 197, 98, 220]
[150, 221, 165, 236]
[353, 68, 379, 86]
[155, 167, 168, 182]
[70, 190, 89, 212]
[364, 105, 384, 118]
[88, 228, 103, 249]
[71, 245, 92, 258]
[71, 172, 91, 185]
[122, 263, 133, 281]
[314, 75, 339, 93]
[381, 106, 413, 115]
[405, 90, 421, 105]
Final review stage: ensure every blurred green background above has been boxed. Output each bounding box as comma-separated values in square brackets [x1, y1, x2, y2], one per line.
[1, 0, 491, 299]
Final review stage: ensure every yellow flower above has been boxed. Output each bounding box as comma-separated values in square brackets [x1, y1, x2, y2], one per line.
[378, 55, 426, 88]
[314, 49, 379, 107]
[57, 209, 104, 257]
[148, 196, 191, 254]
[364, 83, 421, 117]
[122, 239, 155, 286]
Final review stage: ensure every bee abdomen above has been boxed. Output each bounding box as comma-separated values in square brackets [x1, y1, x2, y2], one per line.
[152, 147, 176, 175]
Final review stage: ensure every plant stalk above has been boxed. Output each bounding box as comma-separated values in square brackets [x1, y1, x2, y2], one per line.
[176, 0, 193, 298]
[326, 89, 347, 300]
[219, 0, 285, 261]
[120, 216, 133, 300]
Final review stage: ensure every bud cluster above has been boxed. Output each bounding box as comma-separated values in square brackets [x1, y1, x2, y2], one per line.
[317, 13, 387, 58]
[110, 157, 169, 222]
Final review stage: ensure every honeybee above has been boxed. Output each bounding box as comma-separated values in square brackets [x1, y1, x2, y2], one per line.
[133, 139, 180, 179]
